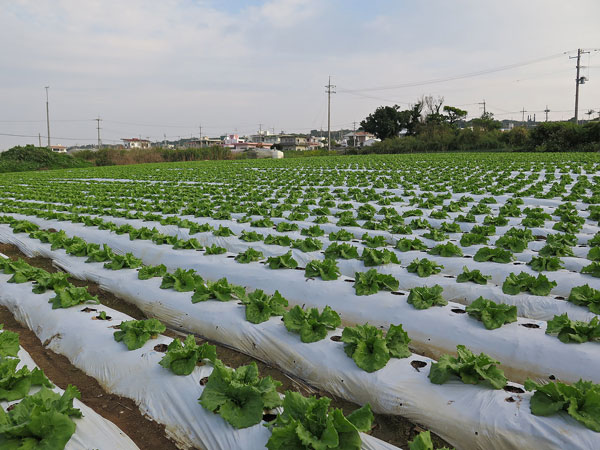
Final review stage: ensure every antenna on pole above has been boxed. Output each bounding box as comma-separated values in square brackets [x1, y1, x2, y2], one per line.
[325, 76, 336, 151]
[544, 106, 550, 122]
[44, 86, 51, 147]
[95, 116, 102, 150]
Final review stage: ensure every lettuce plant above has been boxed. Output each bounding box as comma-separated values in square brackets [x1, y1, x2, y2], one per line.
[159, 335, 217, 375]
[546, 314, 600, 343]
[264, 234, 292, 246]
[276, 222, 299, 232]
[240, 230, 264, 242]
[428, 242, 463, 257]
[266, 391, 373, 450]
[324, 243, 359, 260]
[242, 289, 288, 324]
[395, 238, 427, 252]
[103, 252, 143, 270]
[0, 385, 82, 448]
[582, 261, 600, 278]
[459, 232, 488, 247]
[114, 318, 166, 350]
[49, 286, 99, 309]
[407, 285, 446, 309]
[567, 284, 600, 314]
[429, 345, 507, 389]
[473, 247, 513, 263]
[160, 268, 203, 292]
[235, 247, 264, 264]
[495, 235, 528, 253]
[524, 378, 600, 432]
[267, 251, 299, 269]
[528, 256, 563, 272]
[408, 430, 454, 450]
[213, 225, 234, 237]
[192, 278, 246, 303]
[305, 259, 341, 281]
[172, 237, 203, 250]
[291, 237, 322, 253]
[422, 229, 448, 242]
[342, 323, 411, 372]
[283, 305, 341, 343]
[204, 243, 227, 255]
[301, 225, 325, 237]
[329, 229, 354, 241]
[361, 233, 387, 248]
[0, 358, 53, 401]
[465, 297, 517, 330]
[354, 269, 399, 295]
[138, 264, 168, 280]
[406, 258, 443, 278]
[588, 246, 600, 262]
[456, 266, 490, 285]
[31, 271, 70, 294]
[502, 272, 557, 296]
[199, 361, 282, 429]
[359, 248, 400, 266]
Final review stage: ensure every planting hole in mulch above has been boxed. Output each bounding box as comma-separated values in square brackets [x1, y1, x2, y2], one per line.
[199, 377, 209, 386]
[534, 235, 546, 240]
[262, 413, 277, 422]
[505, 397, 516, 403]
[451, 308, 466, 314]
[390, 291, 405, 296]
[226, 255, 235, 258]
[503, 385, 525, 394]
[344, 279, 355, 283]
[294, 267, 306, 271]
[330, 336, 342, 342]
[92, 315, 112, 321]
[549, 375, 556, 380]
[109, 325, 121, 329]
[555, 296, 565, 301]
[154, 344, 169, 353]
[464, 255, 472, 259]
[81, 307, 98, 313]
[521, 323, 540, 329]
[444, 275, 455, 279]
[411, 361, 427, 372]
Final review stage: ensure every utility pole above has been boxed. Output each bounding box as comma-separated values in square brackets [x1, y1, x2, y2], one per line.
[570, 48, 590, 124]
[38, 133, 41, 148]
[352, 121, 357, 148]
[44, 86, 50, 147]
[199, 124, 202, 147]
[325, 76, 336, 151]
[521, 107, 526, 127]
[544, 106, 550, 122]
[95, 117, 102, 150]
[478, 99, 486, 115]
[258, 123, 263, 143]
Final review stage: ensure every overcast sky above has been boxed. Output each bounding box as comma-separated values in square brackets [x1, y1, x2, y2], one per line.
[1, 0, 599, 149]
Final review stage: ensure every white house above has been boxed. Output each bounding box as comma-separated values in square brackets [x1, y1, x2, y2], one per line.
[122, 138, 151, 149]
[49, 145, 67, 153]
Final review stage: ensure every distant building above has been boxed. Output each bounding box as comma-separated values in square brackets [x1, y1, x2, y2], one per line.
[279, 135, 308, 151]
[180, 138, 221, 149]
[49, 145, 67, 153]
[342, 131, 376, 147]
[122, 138, 151, 149]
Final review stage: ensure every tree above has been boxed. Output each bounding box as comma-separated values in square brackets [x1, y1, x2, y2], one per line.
[443, 106, 468, 126]
[471, 111, 502, 131]
[360, 105, 405, 140]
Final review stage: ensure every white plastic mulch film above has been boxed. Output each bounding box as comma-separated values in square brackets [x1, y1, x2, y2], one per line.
[0, 231, 599, 449]
[0, 273, 398, 450]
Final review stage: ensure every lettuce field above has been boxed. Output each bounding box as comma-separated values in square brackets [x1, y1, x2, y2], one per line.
[1, 152, 600, 449]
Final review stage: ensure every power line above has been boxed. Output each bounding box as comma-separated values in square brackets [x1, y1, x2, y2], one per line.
[338, 51, 572, 93]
